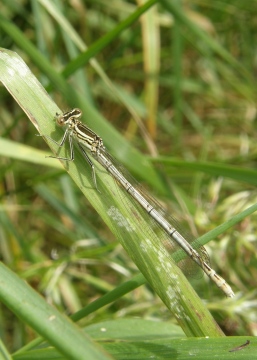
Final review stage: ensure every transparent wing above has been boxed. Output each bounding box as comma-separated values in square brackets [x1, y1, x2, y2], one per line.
[94, 148, 210, 279]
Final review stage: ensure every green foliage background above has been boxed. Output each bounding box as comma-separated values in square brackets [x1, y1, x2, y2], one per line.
[0, 0, 257, 359]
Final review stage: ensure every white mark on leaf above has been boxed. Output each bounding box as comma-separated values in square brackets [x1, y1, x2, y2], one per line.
[107, 206, 135, 232]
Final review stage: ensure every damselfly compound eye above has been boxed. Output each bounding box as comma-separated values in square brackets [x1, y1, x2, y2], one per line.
[70, 108, 82, 118]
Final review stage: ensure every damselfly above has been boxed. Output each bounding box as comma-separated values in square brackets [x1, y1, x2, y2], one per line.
[42, 108, 235, 298]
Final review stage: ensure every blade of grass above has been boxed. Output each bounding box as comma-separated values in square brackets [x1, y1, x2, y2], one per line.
[153, 157, 257, 186]
[0, 336, 12, 360]
[160, 0, 253, 86]
[60, 0, 158, 78]
[72, 274, 146, 322]
[91, 334, 256, 359]
[134, 0, 160, 138]
[0, 16, 164, 193]
[0, 262, 112, 360]
[171, 0, 184, 141]
[0, 48, 227, 337]
[40, 0, 159, 155]
[0, 137, 62, 168]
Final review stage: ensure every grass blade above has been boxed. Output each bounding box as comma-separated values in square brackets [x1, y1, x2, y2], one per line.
[0, 48, 227, 337]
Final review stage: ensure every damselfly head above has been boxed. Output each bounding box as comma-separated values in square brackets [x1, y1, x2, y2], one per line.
[55, 108, 82, 127]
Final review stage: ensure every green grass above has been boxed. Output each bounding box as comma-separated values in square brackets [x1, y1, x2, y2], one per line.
[0, 1, 257, 359]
